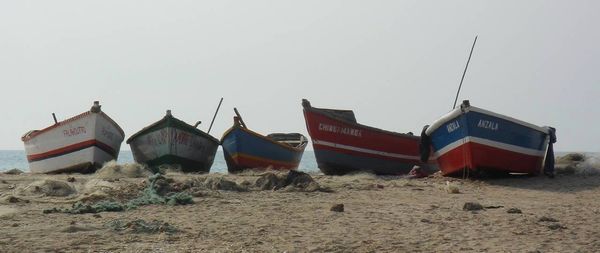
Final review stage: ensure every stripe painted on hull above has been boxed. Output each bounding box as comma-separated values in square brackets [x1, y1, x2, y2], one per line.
[436, 142, 544, 176]
[221, 127, 305, 164]
[314, 148, 419, 175]
[28, 146, 113, 174]
[27, 139, 117, 162]
[312, 139, 421, 161]
[228, 152, 300, 169]
[434, 136, 546, 159]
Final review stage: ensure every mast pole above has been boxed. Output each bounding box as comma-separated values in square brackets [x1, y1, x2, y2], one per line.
[453, 35, 478, 109]
[207, 97, 223, 134]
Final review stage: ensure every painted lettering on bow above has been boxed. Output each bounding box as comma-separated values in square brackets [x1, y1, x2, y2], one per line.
[63, 126, 86, 137]
[477, 119, 499, 131]
[446, 121, 460, 133]
[101, 127, 117, 141]
[171, 130, 191, 146]
[145, 129, 192, 146]
[318, 123, 362, 137]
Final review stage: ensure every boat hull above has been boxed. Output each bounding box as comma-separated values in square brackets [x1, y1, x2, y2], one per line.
[221, 126, 306, 173]
[128, 126, 219, 173]
[427, 105, 549, 176]
[302, 100, 429, 175]
[22, 112, 124, 174]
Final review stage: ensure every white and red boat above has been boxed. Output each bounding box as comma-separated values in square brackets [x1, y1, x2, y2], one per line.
[302, 99, 433, 175]
[21, 101, 125, 173]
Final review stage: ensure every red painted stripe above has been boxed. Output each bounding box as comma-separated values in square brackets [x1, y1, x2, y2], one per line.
[231, 153, 299, 170]
[313, 143, 421, 163]
[27, 139, 117, 162]
[437, 142, 544, 176]
[303, 108, 421, 156]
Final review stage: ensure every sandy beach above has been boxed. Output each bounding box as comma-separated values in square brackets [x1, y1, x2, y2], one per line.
[0, 157, 599, 253]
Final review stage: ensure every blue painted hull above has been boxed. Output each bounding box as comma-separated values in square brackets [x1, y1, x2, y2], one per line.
[221, 126, 306, 173]
[426, 104, 550, 176]
[313, 148, 418, 175]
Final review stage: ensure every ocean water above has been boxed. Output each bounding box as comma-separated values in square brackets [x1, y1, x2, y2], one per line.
[1, 150, 597, 174]
[0, 149, 320, 173]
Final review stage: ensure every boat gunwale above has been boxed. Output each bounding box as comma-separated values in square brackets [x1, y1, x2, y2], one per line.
[424, 105, 550, 136]
[126, 114, 219, 145]
[21, 111, 124, 142]
[302, 100, 420, 140]
[221, 124, 308, 153]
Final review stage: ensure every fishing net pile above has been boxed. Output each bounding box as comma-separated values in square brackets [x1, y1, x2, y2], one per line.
[41, 169, 328, 214]
[181, 170, 326, 193]
[18, 179, 77, 197]
[95, 161, 152, 179]
[555, 153, 600, 176]
[43, 173, 193, 214]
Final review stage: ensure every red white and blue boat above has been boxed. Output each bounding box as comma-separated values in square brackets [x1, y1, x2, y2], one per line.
[221, 109, 308, 173]
[302, 99, 433, 175]
[421, 100, 556, 176]
[21, 101, 125, 174]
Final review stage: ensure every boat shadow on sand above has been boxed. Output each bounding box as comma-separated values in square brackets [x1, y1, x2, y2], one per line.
[477, 173, 600, 193]
[450, 153, 600, 192]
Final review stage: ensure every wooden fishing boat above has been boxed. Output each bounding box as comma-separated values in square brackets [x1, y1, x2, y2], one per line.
[421, 100, 556, 176]
[127, 110, 220, 173]
[221, 109, 308, 173]
[302, 99, 432, 175]
[21, 101, 124, 174]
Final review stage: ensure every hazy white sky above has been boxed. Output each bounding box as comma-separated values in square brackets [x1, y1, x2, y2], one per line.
[1, 1, 598, 152]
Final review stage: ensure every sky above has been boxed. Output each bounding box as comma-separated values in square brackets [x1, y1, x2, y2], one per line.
[0, 1, 598, 152]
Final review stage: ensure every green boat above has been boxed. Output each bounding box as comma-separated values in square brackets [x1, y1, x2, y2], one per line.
[127, 110, 220, 173]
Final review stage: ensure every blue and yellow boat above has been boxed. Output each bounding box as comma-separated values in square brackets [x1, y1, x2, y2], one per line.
[221, 108, 308, 173]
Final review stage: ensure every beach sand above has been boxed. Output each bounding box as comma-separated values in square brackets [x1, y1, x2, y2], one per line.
[0, 160, 599, 252]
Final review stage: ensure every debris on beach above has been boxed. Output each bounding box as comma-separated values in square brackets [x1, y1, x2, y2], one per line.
[156, 164, 184, 174]
[43, 201, 124, 214]
[539, 216, 559, 222]
[254, 170, 324, 192]
[330, 203, 344, 212]
[61, 224, 99, 233]
[0, 195, 29, 204]
[203, 177, 248, 192]
[484, 205, 504, 209]
[255, 173, 284, 190]
[445, 181, 460, 194]
[407, 165, 429, 179]
[548, 224, 567, 230]
[538, 216, 566, 230]
[95, 161, 152, 180]
[463, 202, 483, 211]
[507, 208, 522, 214]
[3, 169, 24, 175]
[19, 179, 76, 197]
[105, 219, 179, 234]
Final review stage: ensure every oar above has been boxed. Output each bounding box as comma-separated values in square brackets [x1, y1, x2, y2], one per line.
[233, 108, 247, 128]
[207, 97, 223, 134]
[452, 35, 478, 109]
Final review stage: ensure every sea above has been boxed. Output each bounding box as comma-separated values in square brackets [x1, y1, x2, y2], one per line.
[0, 150, 320, 173]
[1, 150, 597, 174]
